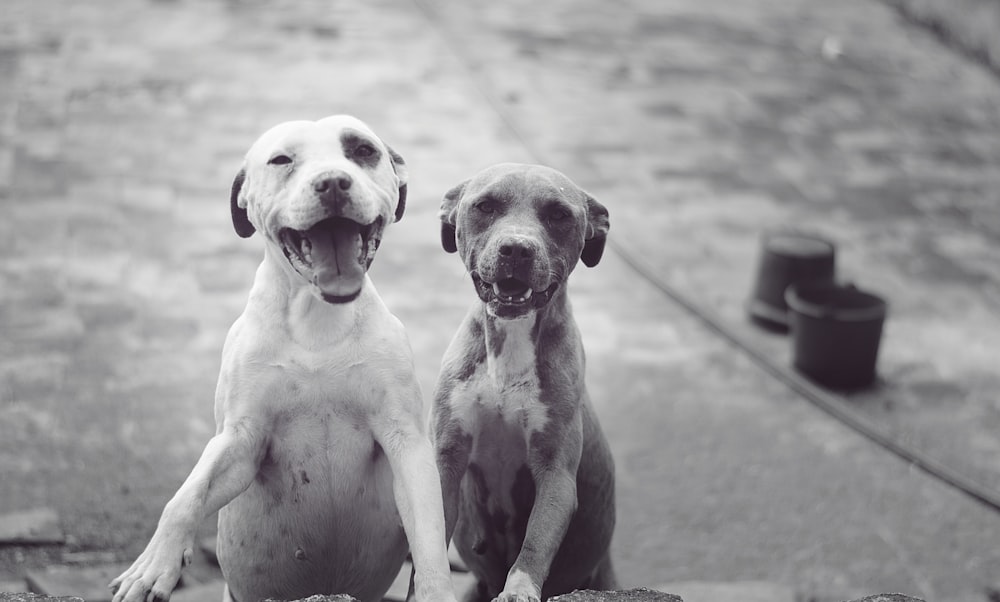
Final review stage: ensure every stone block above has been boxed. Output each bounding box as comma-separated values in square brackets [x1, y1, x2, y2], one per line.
[273, 588, 682, 602]
[549, 589, 682, 602]
[656, 580, 795, 602]
[0, 509, 65, 545]
[0, 592, 84, 602]
[23, 564, 129, 602]
[852, 594, 924, 602]
[0, 583, 27, 596]
[264, 594, 358, 602]
[58, 552, 118, 566]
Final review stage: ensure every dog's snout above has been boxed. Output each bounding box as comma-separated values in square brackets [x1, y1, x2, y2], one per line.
[311, 171, 354, 211]
[494, 236, 540, 279]
[313, 172, 353, 194]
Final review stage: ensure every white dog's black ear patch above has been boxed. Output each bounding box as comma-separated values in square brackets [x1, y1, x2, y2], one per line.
[439, 179, 468, 254]
[387, 145, 408, 223]
[581, 194, 609, 267]
[230, 168, 255, 238]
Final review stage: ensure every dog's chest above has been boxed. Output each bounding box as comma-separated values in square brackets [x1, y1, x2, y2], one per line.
[220, 354, 406, 602]
[448, 328, 549, 568]
[454, 324, 548, 438]
[259, 352, 385, 482]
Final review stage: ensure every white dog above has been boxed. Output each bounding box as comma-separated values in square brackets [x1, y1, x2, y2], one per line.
[111, 116, 456, 602]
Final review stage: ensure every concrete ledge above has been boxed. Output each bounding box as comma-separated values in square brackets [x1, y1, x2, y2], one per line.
[0, 591, 928, 602]
[247, 591, 926, 602]
[0, 509, 65, 546]
[853, 594, 924, 602]
[0, 595, 84, 602]
[655, 580, 794, 602]
[262, 594, 358, 602]
[258, 593, 682, 602]
[549, 589, 682, 601]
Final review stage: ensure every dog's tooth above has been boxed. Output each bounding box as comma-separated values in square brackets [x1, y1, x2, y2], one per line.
[523, 289, 533, 300]
[301, 238, 312, 263]
[493, 283, 502, 296]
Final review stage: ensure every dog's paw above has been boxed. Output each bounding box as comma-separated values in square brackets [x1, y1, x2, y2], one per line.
[109, 535, 193, 602]
[492, 594, 540, 602]
[494, 568, 541, 602]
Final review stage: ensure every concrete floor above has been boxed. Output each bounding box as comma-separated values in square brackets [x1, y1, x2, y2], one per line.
[1, 1, 999, 601]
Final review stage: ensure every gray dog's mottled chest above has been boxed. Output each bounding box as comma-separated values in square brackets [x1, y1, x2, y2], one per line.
[459, 402, 538, 569]
[444, 322, 547, 559]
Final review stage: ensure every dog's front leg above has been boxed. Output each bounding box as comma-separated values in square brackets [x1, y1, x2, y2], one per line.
[110, 420, 266, 602]
[433, 412, 473, 544]
[498, 417, 584, 602]
[405, 401, 472, 602]
[374, 391, 457, 602]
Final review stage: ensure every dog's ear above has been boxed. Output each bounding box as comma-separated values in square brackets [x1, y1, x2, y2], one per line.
[230, 167, 255, 238]
[439, 179, 468, 254]
[581, 193, 609, 267]
[387, 145, 408, 222]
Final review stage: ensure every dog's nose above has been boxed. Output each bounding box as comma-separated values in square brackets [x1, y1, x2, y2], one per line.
[499, 241, 534, 259]
[495, 237, 539, 278]
[313, 173, 353, 194]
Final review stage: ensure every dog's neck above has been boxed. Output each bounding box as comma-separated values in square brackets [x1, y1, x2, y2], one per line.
[480, 287, 573, 385]
[252, 246, 373, 348]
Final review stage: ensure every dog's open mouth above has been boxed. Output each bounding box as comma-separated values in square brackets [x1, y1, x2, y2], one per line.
[472, 273, 558, 315]
[279, 216, 384, 303]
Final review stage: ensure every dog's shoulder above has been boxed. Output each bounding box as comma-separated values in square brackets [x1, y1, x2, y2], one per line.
[436, 311, 488, 386]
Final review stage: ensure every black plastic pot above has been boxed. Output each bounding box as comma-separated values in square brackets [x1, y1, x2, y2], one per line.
[746, 231, 836, 331]
[785, 281, 888, 390]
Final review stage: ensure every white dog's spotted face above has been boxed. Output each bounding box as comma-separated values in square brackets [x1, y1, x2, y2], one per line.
[231, 115, 407, 303]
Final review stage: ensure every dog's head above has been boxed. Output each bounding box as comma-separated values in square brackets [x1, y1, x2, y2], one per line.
[440, 163, 609, 319]
[230, 115, 407, 304]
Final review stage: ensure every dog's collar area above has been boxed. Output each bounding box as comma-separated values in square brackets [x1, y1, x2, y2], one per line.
[321, 288, 363, 304]
[472, 272, 559, 315]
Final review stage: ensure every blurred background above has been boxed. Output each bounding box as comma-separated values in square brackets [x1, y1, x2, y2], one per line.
[1, 0, 999, 600]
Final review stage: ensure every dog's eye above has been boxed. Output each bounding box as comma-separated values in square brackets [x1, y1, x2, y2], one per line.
[354, 144, 376, 158]
[476, 200, 499, 214]
[547, 207, 571, 221]
[268, 154, 293, 166]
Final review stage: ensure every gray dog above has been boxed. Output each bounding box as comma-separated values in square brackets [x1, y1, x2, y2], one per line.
[431, 163, 617, 602]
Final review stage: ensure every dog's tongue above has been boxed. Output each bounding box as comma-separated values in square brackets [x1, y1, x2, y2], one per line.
[308, 219, 365, 298]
